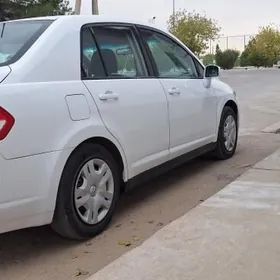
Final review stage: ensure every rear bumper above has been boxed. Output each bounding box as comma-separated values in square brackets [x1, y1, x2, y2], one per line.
[0, 148, 73, 234]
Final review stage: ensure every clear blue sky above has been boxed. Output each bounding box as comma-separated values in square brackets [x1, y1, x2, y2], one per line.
[70, 0, 280, 51]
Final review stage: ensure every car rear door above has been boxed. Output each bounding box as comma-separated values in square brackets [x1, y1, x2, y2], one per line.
[138, 27, 217, 160]
[81, 24, 169, 178]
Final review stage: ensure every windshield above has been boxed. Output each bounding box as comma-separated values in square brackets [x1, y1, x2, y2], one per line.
[0, 20, 53, 66]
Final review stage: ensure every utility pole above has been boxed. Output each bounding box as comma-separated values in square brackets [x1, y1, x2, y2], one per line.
[75, 0, 99, 15]
[172, 0, 175, 28]
[74, 0, 81, 14]
[92, 0, 99, 15]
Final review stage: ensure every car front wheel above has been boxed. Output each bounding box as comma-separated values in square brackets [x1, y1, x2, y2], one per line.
[213, 106, 238, 159]
[52, 143, 121, 240]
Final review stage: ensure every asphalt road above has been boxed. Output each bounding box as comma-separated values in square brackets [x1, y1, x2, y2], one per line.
[1, 68, 280, 280]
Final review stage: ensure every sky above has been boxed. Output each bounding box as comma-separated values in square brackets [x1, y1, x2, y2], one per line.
[70, 0, 280, 51]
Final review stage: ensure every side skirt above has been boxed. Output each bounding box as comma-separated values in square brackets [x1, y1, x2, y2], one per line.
[125, 142, 216, 191]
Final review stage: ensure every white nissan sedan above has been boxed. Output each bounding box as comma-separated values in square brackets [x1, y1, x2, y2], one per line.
[0, 15, 238, 239]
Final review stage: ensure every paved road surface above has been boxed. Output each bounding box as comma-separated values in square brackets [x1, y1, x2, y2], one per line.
[1, 69, 280, 280]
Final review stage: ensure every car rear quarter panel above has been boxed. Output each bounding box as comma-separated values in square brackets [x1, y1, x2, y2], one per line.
[0, 81, 128, 177]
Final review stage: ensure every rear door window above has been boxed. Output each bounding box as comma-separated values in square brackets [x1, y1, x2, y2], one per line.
[92, 25, 148, 78]
[0, 20, 53, 66]
[81, 27, 106, 79]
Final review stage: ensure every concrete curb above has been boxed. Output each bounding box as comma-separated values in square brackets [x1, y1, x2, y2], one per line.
[262, 121, 280, 133]
[87, 148, 280, 280]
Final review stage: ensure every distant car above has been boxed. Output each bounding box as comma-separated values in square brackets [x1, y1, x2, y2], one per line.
[0, 15, 238, 239]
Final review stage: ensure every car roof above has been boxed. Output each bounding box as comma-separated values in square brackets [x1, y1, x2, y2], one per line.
[3, 15, 168, 33]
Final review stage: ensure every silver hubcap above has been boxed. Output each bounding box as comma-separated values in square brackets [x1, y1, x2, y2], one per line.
[224, 115, 237, 152]
[74, 159, 114, 225]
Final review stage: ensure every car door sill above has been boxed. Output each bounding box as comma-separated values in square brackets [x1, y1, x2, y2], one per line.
[125, 142, 216, 191]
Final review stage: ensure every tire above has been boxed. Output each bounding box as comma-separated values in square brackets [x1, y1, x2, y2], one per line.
[212, 106, 238, 160]
[51, 143, 121, 240]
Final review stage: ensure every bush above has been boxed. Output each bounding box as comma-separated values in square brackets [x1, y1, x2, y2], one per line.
[240, 49, 250, 67]
[215, 49, 239, 69]
[202, 54, 215, 65]
[240, 48, 274, 67]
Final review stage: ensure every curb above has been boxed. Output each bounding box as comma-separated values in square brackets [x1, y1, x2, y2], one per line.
[87, 148, 280, 280]
[262, 121, 280, 133]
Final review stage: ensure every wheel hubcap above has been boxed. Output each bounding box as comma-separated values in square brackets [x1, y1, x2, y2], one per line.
[223, 115, 237, 152]
[74, 159, 114, 225]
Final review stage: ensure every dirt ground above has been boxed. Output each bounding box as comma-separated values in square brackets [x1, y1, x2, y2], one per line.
[1, 133, 280, 280]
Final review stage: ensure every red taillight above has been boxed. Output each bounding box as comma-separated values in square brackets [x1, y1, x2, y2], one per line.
[0, 107, 15, 140]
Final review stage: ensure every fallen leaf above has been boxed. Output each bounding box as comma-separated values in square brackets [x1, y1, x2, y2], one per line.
[84, 251, 92, 254]
[133, 236, 140, 241]
[72, 255, 78, 259]
[148, 220, 154, 224]
[85, 242, 92, 246]
[118, 240, 132, 247]
[75, 269, 89, 277]
[115, 224, 122, 228]
[157, 222, 164, 227]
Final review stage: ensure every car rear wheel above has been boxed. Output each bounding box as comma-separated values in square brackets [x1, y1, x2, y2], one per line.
[52, 143, 121, 240]
[212, 106, 238, 159]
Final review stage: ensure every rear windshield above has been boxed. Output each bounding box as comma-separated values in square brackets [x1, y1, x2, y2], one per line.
[0, 20, 53, 66]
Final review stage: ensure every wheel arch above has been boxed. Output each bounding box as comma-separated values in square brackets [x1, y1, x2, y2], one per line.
[216, 98, 239, 141]
[72, 136, 125, 181]
[224, 100, 238, 119]
[46, 132, 128, 218]
[223, 99, 239, 129]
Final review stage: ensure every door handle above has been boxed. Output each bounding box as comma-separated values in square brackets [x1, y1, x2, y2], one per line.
[99, 91, 119, 101]
[168, 87, 180, 95]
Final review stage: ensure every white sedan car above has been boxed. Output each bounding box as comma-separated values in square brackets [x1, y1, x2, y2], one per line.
[0, 15, 238, 239]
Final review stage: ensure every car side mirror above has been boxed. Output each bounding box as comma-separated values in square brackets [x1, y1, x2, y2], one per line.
[205, 65, 219, 78]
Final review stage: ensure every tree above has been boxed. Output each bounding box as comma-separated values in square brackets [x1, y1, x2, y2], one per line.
[215, 44, 221, 54]
[240, 25, 280, 67]
[215, 49, 239, 70]
[202, 54, 215, 65]
[0, 0, 72, 21]
[254, 25, 280, 66]
[167, 10, 221, 56]
[24, 0, 72, 17]
[0, 0, 23, 21]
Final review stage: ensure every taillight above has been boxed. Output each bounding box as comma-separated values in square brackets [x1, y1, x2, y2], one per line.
[0, 107, 15, 140]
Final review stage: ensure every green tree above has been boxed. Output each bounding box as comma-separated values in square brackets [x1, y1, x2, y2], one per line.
[25, 0, 72, 17]
[0, 0, 23, 21]
[215, 44, 221, 54]
[167, 10, 221, 56]
[0, 0, 72, 20]
[202, 54, 215, 65]
[234, 56, 240, 67]
[254, 25, 280, 66]
[240, 25, 280, 67]
[215, 49, 239, 70]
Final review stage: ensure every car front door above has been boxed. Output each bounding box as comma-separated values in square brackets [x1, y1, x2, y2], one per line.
[81, 24, 169, 178]
[139, 27, 217, 160]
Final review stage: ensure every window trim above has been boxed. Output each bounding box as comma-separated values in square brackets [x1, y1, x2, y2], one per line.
[136, 25, 205, 80]
[80, 22, 153, 80]
[80, 26, 107, 79]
